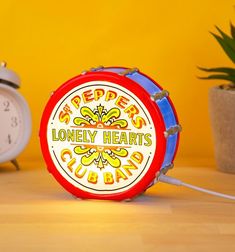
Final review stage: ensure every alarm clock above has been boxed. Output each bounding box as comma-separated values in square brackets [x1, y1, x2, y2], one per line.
[0, 62, 31, 170]
[40, 66, 181, 201]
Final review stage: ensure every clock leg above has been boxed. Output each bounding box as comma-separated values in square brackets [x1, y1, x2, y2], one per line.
[11, 159, 20, 171]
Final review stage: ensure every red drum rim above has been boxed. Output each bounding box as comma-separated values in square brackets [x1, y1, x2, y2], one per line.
[40, 71, 166, 200]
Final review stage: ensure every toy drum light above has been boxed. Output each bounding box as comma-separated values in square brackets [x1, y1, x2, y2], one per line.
[40, 66, 181, 201]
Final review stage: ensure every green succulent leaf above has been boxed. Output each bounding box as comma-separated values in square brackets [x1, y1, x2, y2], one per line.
[198, 74, 235, 82]
[199, 23, 235, 86]
[210, 32, 235, 64]
[198, 66, 235, 75]
[215, 26, 235, 51]
[230, 22, 235, 39]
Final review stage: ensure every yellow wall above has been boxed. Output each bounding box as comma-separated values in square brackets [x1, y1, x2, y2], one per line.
[1, 0, 234, 163]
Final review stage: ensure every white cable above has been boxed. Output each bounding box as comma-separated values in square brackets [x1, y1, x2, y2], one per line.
[158, 174, 235, 201]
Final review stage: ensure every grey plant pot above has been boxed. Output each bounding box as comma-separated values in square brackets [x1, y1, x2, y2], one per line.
[209, 86, 235, 173]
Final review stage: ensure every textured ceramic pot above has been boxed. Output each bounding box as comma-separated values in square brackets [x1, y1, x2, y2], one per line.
[209, 86, 235, 173]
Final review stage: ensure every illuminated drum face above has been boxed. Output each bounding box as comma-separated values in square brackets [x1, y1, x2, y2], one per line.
[40, 72, 166, 200]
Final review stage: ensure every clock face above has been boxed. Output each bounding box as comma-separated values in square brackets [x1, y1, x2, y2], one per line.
[0, 89, 23, 155]
[0, 84, 31, 163]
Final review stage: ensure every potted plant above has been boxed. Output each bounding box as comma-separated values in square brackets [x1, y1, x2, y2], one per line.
[199, 23, 235, 173]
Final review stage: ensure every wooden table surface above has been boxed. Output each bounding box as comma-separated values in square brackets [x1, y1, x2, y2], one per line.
[0, 160, 235, 252]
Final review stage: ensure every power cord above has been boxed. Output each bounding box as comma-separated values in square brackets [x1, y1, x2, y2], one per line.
[157, 173, 235, 201]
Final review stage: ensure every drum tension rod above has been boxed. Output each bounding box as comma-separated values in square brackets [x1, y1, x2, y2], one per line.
[151, 90, 169, 101]
[119, 68, 139, 76]
[81, 66, 104, 75]
[164, 125, 182, 138]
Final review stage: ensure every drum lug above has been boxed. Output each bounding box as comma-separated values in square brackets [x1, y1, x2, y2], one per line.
[164, 125, 182, 138]
[81, 66, 104, 75]
[161, 163, 174, 174]
[151, 90, 169, 101]
[154, 163, 174, 184]
[90, 66, 104, 72]
[119, 67, 139, 76]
